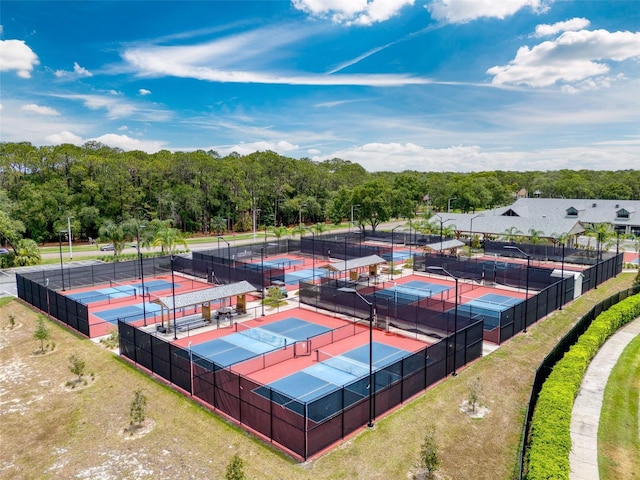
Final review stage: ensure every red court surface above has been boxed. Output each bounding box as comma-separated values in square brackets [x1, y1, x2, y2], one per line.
[371, 273, 527, 303]
[171, 305, 429, 393]
[62, 273, 214, 338]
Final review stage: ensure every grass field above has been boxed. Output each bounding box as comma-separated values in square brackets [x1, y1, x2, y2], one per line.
[598, 332, 640, 480]
[0, 273, 635, 479]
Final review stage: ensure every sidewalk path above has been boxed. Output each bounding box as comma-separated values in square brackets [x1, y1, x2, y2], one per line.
[569, 317, 640, 480]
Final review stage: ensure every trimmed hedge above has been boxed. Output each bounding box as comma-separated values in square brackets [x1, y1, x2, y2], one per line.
[526, 293, 640, 480]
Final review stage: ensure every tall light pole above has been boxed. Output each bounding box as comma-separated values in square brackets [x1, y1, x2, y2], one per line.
[448, 197, 457, 213]
[408, 218, 413, 261]
[59, 230, 66, 291]
[218, 236, 231, 283]
[338, 287, 376, 428]
[67, 216, 74, 260]
[171, 254, 178, 339]
[299, 203, 307, 227]
[469, 213, 484, 252]
[560, 242, 565, 310]
[306, 228, 316, 283]
[137, 224, 147, 326]
[253, 205, 260, 240]
[433, 214, 453, 255]
[261, 247, 265, 316]
[350, 204, 360, 233]
[427, 266, 459, 376]
[504, 245, 530, 333]
[390, 226, 401, 280]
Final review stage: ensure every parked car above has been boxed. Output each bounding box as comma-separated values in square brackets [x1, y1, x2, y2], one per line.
[100, 244, 115, 251]
[0, 248, 10, 255]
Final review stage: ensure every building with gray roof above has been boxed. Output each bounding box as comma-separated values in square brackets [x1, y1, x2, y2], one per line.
[426, 198, 640, 243]
[495, 198, 640, 236]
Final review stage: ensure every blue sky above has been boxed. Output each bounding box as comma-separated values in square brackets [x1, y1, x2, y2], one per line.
[1, 0, 639, 172]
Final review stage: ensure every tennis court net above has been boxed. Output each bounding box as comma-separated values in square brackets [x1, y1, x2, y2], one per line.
[235, 323, 289, 348]
[459, 295, 521, 310]
[316, 350, 369, 378]
[109, 280, 138, 297]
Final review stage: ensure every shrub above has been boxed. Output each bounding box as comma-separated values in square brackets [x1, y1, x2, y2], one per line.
[225, 453, 246, 480]
[129, 389, 148, 428]
[418, 424, 440, 478]
[526, 293, 640, 480]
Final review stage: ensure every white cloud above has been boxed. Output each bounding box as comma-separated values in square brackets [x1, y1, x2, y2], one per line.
[307, 148, 321, 155]
[426, 0, 546, 25]
[0, 39, 39, 78]
[120, 23, 431, 87]
[312, 141, 640, 172]
[138, 88, 151, 95]
[45, 131, 83, 145]
[88, 133, 166, 153]
[216, 140, 300, 156]
[534, 17, 590, 37]
[292, 0, 413, 25]
[487, 29, 640, 88]
[21, 103, 60, 116]
[55, 93, 172, 121]
[54, 61, 92, 78]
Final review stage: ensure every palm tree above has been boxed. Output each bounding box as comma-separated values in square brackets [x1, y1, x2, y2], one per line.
[502, 226, 523, 243]
[550, 232, 569, 246]
[152, 223, 188, 255]
[414, 219, 439, 235]
[98, 220, 127, 260]
[13, 239, 41, 266]
[528, 228, 545, 245]
[310, 222, 328, 235]
[210, 216, 227, 236]
[584, 222, 615, 260]
[291, 224, 307, 238]
[441, 223, 457, 238]
[267, 225, 289, 240]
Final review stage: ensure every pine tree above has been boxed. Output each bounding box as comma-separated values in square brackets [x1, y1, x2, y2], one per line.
[68, 352, 86, 382]
[33, 317, 50, 353]
[225, 453, 246, 480]
[419, 424, 440, 478]
[129, 389, 147, 428]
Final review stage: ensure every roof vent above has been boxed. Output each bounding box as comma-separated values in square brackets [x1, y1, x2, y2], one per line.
[615, 204, 619, 208]
[592, 203, 597, 208]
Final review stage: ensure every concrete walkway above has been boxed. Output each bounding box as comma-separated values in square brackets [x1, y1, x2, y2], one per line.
[569, 317, 640, 480]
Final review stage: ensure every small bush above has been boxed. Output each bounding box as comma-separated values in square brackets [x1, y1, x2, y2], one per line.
[417, 424, 440, 478]
[129, 389, 148, 428]
[225, 453, 246, 480]
[33, 317, 50, 353]
[100, 329, 119, 349]
[468, 377, 482, 412]
[68, 352, 86, 382]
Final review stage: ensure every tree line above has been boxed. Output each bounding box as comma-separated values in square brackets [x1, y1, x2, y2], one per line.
[1, 141, 639, 250]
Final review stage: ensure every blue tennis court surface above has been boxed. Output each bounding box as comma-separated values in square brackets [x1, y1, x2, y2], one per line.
[191, 318, 331, 367]
[93, 302, 162, 323]
[239, 258, 304, 271]
[67, 279, 177, 304]
[456, 293, 522, 328]
[68, 287, 136, 303]
[274, 268, 328, 285]
[381, 250, 413, 262]
[260, 342, 409, 421]
[371, 280, 450, 305]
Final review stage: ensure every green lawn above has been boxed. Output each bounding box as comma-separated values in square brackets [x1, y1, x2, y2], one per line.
[598, 331, 640, 480]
